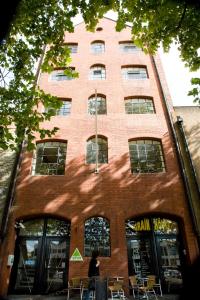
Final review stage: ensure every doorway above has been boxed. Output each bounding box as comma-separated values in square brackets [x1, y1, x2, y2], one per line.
[9, 218, 70, 294]
[126, 217, 184, 293]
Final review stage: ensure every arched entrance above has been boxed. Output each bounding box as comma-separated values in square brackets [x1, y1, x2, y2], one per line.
[9, 217, 71, 294]
[126, 216, 184, 293]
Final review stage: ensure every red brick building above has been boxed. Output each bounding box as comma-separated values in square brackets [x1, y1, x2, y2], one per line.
[0, 17, 199, 296]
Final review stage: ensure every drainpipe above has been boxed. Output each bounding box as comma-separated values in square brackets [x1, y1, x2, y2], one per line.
[150, 55, 200, 252]
[0, 44, 47, 243]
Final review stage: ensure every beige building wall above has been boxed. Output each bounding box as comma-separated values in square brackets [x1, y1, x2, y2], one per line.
[174, 106, 200, 184]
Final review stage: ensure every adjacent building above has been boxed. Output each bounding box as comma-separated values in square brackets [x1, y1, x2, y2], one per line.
[0, 18, 199, 297]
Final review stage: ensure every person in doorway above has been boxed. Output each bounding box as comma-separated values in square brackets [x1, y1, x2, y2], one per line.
[84, 250, 100, 300]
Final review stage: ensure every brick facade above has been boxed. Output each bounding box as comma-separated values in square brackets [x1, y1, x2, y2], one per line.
[0, 18, 199, 296]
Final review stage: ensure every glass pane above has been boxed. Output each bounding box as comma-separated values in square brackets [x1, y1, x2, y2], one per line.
[153, 218, 179, 234]
[46, 219, 71, 237]
[130, 238, 154, 278]
[45, 239, 67, 293]
[84, 217, 110, 256]
[159, 238, 183, 292]
[15, 240, 39, 291]
[19, 220, 44, 236]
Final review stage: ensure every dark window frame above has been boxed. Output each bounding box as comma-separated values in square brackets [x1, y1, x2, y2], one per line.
[129, 139, 165, 173]
[125, 98, 155, 114]
[32, 141, 67, 175]
[84, 216, 111, 257]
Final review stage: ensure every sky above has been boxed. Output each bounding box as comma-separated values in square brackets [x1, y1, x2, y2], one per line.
[73, 11, 200, 107]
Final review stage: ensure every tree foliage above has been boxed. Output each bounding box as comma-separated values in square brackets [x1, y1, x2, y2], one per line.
[0, 0, 199, 150]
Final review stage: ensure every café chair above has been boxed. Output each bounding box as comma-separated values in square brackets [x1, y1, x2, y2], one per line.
[67, 277, 82, 300]
[108, 279, 125, 300]
[80, 277, 95, 300]
[147, 275, 163, 296]
[138, 276, 158, 300]
[129, 275, 140, 298]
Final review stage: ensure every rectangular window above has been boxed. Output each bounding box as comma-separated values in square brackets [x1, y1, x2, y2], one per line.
[122, 67, 148, 79]
[129, 140, 165, 173]
[125, 98, 155, 114]
[45, 101, 71, 116]
[120, 42, 139, 53]
[32, 142, 67, 175]
[65, 43, 78, 53]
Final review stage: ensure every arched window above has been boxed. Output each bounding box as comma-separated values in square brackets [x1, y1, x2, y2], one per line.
[122, 66, 148, 79]
[84, 217, 110, 256]
[45, 99, 72, 116]
[125, 97, 155, 114]
[51, 67, 75, 81]
[89, 64, 106, 80]
[129, 139, 165, 173]
[91, 41, 105, 54]
[119, 41, 140, 52]
[86, 136, 108, 164]
[88, 95, 107, 115]
[32, 141, 67, 175]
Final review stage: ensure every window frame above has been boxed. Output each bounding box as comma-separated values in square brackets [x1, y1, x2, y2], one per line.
[125, 97, 155, 114]
[32, 141, 67, 175]
[88, 95, 107, 115]
[89, 65, 106, 80]
[122, 66, 148, 79]
[129, 139, 165, 173]
[86, 136, 108, 164]
[51, 68, 75, 81]
[45, 99, 72, 116]
[91, 41, 105, 54]
[64, 43, 78, 53]
[84, 216, 111, 257]
[119, 41, 140, 53]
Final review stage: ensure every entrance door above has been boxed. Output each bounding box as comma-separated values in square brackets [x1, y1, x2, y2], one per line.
[10, 218, 70, 294]
[156, 236, 183, 293]
[126, 217, 184, 293]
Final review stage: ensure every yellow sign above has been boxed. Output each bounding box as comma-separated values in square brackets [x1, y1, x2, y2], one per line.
[128, 218, 150, 231]
[70, 248, 83, 261]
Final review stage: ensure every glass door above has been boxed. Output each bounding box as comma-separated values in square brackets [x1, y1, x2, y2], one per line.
[44, 238, 69, 293]
[13, 239, 40, 293]
[156, 236, 183, 293]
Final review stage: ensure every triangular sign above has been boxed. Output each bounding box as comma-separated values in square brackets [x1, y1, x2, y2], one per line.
[70, 248, 83, 261]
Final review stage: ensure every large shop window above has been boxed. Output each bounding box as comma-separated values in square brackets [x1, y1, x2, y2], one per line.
[10, 218, 70, 294]
[129, 139, 165, 173]
[45, 99, 71, 116]
[119, 41, 140, 53]
[86, 136, 108, 164]
[84, 217, 110, 256]
[122, 66, 148, 79]
[91, 41, 105, 54]
[126, 217, 183, 293]
[32, 141, 67, 175]
[89, 64, 106, 80]
[88, 94, 107, 115]
[125, 97, 155, 114]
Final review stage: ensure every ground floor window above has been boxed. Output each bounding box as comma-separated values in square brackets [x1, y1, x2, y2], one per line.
[10, 218, 70, 294]
[126, 217, 184, 293]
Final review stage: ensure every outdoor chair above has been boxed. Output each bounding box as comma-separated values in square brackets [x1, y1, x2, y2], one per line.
[147, 275, 163, 296]
[129, 275, 140, 298]
[67, 277, 82, 300]
[108, 279, 125, 300]
[80, 277, 95, 300]
[138, 276, 158, 300]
